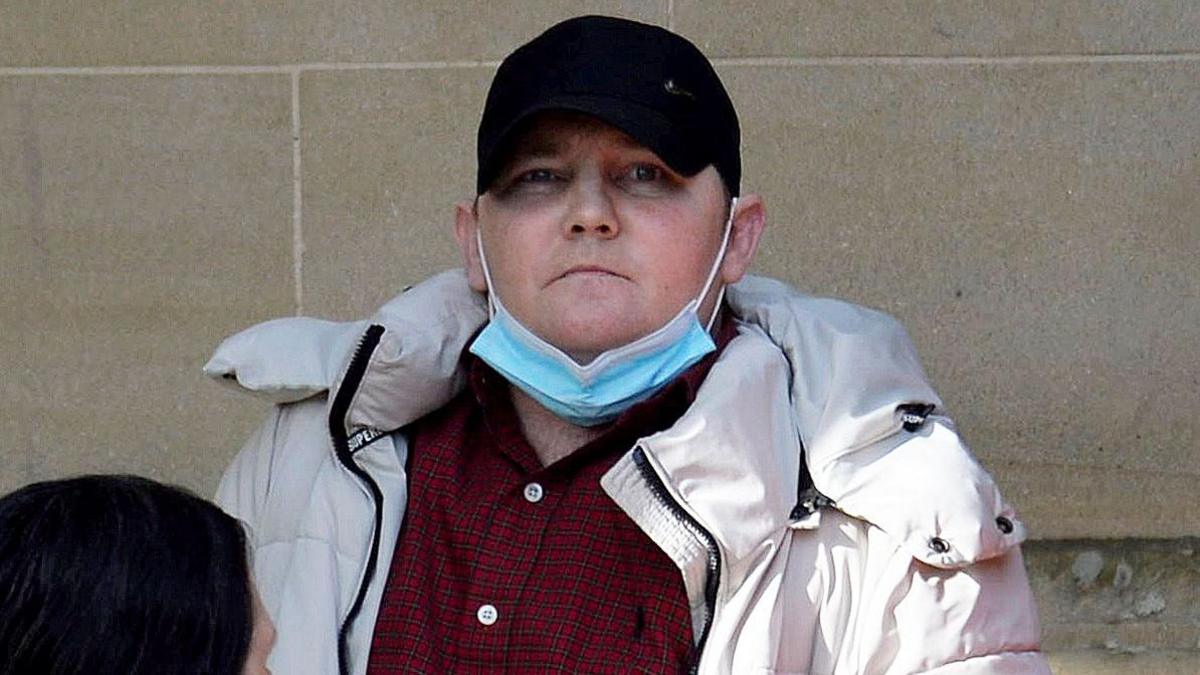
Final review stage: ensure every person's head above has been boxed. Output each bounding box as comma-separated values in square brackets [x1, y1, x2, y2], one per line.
[0, 474, 274, 675]
[455, 15, 765, 363]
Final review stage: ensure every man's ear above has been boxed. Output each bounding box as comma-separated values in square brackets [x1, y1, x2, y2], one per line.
[720, 193, 766, 284]
[454, 199, 488, 292]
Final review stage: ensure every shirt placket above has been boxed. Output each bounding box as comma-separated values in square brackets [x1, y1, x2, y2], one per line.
[456, 466, 559, 668]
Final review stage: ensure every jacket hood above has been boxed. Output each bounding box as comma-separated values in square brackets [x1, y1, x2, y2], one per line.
[205, 270, 487, 427]
[206, 270, 1023, 566]
[727, 276, 1022, 566]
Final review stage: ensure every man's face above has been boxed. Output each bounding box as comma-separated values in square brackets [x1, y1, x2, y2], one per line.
[456, 112, 764, 363]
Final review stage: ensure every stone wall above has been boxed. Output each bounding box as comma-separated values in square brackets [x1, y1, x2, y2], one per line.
[2, 2, 1197, 670]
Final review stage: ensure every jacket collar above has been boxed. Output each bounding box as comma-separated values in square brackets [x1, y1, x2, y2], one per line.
[204, 269, 486, 428]
[631, 322, 803, 564]
[330, 271, 486, 433]
[726, 276, 1023, 567]
[206, 271, 1022, 567]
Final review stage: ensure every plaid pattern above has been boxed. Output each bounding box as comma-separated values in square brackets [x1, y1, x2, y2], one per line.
[367, 317, 736, 673]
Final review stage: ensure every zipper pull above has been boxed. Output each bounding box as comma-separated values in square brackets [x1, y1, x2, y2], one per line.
[790, 487, 834, 521]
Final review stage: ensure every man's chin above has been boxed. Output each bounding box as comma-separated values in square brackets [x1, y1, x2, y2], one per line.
[536, 322, 649, 364]
[550, 338, 631, 365]
[513, 297, 664, 360]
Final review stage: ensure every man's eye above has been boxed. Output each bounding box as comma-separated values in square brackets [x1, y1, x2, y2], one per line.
[518, 168, 559, 183]
[628, 164, 662, 182]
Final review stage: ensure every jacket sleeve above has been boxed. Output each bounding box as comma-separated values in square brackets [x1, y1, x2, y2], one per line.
[214, 398, 353, 675]
[215, 404, 282, 539]
[839, 523, 1051, 674]
[214, 398, 334, 603]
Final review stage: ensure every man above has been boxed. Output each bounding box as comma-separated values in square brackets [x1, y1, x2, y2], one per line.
[209, 15, 1049, 674]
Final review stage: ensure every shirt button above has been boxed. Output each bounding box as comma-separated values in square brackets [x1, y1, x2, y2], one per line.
[523, 482, 544, 503]
[476, 603, 498, 626]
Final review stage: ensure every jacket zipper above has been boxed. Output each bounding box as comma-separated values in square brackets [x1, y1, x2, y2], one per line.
[631, 447, 721, 675]
[329, 324, 386, 675]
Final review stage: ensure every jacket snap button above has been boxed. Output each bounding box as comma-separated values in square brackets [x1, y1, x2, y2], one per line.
[996, 516, 1014, 534]
[929, 537, 951, 554]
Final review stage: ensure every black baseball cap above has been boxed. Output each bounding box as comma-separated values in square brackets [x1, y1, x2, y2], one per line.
[476, 15, 741, 196]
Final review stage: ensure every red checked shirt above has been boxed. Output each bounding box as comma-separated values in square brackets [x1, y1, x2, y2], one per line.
[367, 317, 737, 674]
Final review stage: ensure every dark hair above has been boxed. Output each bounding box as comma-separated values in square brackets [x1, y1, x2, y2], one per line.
[0, 475, 253, 675]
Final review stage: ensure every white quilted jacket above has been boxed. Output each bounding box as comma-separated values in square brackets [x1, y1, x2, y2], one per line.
[209, 270, 1049, 675]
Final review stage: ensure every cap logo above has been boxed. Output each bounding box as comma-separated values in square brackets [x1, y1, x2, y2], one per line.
[663, 79, 696, 100]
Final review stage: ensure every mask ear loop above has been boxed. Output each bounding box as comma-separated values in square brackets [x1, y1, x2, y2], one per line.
[475, 229, 498, 317]
[698, 196, 738, 331]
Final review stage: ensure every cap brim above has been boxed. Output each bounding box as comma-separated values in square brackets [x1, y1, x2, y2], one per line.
[479, 93, 708, 193]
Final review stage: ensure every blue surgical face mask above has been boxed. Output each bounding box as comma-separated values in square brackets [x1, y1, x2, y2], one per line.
[468, 198, 738, 426]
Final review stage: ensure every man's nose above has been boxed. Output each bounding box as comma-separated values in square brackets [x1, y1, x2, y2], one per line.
[563, 178, 619, 238]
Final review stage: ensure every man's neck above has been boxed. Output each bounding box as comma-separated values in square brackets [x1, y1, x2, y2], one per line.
[508, 385, 607, 467]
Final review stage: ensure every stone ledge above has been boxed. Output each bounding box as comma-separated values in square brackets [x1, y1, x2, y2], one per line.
[1048, 649, 1200, 675]
[1024, 538, 1200, 652]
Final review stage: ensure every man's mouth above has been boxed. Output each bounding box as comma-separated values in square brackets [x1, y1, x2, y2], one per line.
[556, 265, 628, 281]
